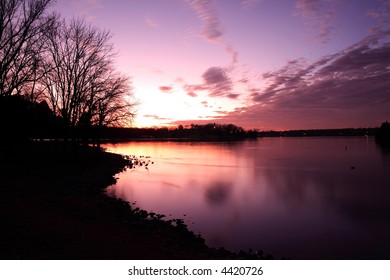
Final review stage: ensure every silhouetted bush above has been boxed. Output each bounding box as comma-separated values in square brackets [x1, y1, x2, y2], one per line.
[0, 95, 61, 143]
[376, 121, 390, 148]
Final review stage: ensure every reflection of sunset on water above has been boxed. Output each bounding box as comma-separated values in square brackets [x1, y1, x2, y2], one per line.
[104, 138, 390, 259]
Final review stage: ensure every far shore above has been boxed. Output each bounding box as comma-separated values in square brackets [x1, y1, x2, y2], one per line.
[0, 141, 267, 260]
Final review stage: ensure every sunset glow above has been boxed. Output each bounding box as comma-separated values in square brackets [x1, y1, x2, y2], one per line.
[53, 0, 390, 130]
[2, 0, 390, 263]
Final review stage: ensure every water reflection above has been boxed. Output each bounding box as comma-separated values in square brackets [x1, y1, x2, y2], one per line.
[205, 181, 232, 206]
[103, 138, 390, 259]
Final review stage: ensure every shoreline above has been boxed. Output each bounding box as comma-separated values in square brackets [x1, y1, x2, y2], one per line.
[0, 141, 266, 259]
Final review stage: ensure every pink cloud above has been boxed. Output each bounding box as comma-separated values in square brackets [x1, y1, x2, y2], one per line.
[202, 66, 229, 84]
[366, 0, 390, 27]
[187, 0, 223, 40]
[181, 66, 238, 99]
[241, 0, 263, 10]
[187, 92, 198, 97]
[173, 31, 390, 130]
[202, 66, 233, 98]
[294, 0, 341, 43]
[187, 0, 238, 62]
[183, 84, 208, 97]
[159, 86, 173, 93]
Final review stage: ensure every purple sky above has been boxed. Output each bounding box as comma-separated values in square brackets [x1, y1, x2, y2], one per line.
[52, 0, 390, 130]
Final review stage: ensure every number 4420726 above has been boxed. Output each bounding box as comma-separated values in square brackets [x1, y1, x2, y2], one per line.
[221, 267, 263, 276]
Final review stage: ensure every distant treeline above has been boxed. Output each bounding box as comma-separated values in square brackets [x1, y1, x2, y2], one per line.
[82, 124, 388, 142]
[97, 123, 259, 141]
[259, 127, 378, 137]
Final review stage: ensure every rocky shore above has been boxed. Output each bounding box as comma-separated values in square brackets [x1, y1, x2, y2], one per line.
[0, 142, 267, 260]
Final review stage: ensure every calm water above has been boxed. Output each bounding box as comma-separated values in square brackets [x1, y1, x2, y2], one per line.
[103, 137, 390, 259]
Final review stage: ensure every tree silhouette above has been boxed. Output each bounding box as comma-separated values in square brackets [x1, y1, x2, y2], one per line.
[1, 3, 136, 143]
[376, 121, 390, 148]
[84, 67, 136, 128]
[0, 0, 55, 97]
[42, 18, 136, 129]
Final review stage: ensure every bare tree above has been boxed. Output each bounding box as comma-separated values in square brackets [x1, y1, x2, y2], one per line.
[0, 0, 54, 97]
[43, 17, 136, 128]
[87, 69, 136, 128]
[97, 75, 137, 127]
[44, 18, 110, 126]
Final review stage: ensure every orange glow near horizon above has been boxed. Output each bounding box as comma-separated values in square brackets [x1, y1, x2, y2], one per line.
[131, 81, 243, 128]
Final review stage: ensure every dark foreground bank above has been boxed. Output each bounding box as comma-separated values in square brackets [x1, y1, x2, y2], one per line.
[0, 142, 267, 260]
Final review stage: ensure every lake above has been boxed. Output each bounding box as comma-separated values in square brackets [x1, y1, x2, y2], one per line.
[103, 137, 390, 259]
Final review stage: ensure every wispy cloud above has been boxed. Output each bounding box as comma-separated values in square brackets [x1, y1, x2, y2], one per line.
[71, 0, 104, 21]
[201, 100, 210, 107]
[294, 0, 341, 44]
[187, 0, 223, 40]
[366, 0, 390, 28]
[183, 84, 207, 97]
[241, 0, 263, 10]
[145, 16, 160, 28]
[144, 114, 172, 121]
[187, 0, 238, 62]
[179, 30, 390, 129]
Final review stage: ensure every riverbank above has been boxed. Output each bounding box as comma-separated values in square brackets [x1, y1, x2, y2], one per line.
[0, 141, 266, 259]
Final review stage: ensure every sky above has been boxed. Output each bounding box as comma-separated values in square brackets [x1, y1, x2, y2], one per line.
[52, 0, 390, 130]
